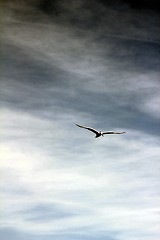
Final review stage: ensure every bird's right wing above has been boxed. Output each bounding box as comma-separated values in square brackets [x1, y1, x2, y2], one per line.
[76, 124, 99, 135]
[102, 131, 126, 135]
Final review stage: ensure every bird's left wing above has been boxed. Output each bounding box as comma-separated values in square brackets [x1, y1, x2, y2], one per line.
[76, 124, 99, 135]
[102, 131, 126, 135]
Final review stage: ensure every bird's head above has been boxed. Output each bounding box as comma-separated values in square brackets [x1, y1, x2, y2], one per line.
[100, 131, 104, 136]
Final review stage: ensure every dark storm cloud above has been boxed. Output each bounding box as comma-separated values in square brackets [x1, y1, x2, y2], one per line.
[38, 0, 160, 16]
[121, 0, 160, 12]
[38, 0, 160, 45]
[0, 41, 76, 112]
[2, 0, 160, 37]
[1, 40, 160, 137]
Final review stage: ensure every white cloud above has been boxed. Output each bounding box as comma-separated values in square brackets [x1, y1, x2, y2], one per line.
[1, 108, 160, 239]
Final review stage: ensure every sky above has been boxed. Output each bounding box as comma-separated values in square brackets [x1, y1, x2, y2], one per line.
[0, 0, 160, 240]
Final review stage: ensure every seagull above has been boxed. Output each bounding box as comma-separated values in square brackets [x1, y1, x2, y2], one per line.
[76, 124, 126, 138]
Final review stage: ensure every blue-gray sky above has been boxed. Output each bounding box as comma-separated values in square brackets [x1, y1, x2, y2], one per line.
[0, 1, 160, 240]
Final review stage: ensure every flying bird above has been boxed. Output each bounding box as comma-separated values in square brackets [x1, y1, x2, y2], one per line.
[76, 124, 126, 138]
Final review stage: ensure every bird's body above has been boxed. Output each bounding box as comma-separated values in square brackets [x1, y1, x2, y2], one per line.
[76, 124, 126, 138]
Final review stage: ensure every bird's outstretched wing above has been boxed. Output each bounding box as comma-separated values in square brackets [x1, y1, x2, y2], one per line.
[102, 131, 126, 135]
[76, 124, 99, 135]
